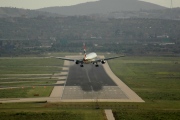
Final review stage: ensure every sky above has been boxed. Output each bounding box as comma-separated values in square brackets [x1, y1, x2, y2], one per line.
[0, 0, 180, 9]
[0, 0, 99, 9]
[140, 0, 180, 8]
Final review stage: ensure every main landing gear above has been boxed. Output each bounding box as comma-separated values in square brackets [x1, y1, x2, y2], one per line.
[94, 62, 99, 67]
[80, 63, 99, 67]
[93, 62, 99, 67]
[95, 64, 99, 67]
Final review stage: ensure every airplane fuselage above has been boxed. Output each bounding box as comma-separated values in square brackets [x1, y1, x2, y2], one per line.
[83, 52, 97, 64]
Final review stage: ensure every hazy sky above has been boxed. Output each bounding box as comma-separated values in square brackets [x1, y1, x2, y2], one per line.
[0, 0, 99, 9]
[140, 0, 180, 8]
[0, 0, 179, 9]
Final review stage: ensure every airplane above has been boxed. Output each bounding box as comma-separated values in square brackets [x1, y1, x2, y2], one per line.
[56, 43, 124, 67]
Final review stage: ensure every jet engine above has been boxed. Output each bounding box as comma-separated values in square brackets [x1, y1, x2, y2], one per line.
[101, 60, 106, 64]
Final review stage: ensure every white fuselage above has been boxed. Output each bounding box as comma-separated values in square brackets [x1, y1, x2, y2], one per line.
[83, 52, 97, 64]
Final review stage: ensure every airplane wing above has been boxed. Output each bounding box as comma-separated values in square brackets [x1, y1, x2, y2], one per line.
[104, 56, 123, 60]
[94, 55, 124, 63]
[56, 57, 76, 62]
[56, 57, 83, 64]
[56, 55, 124, 66]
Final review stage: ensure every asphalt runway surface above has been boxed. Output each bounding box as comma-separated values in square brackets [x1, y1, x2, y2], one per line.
[61, 64, 128, 100]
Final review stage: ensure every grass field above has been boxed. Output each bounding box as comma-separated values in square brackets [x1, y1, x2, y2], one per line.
[0, 57, 64, 98]
[108, 56, 180, 119]
[0, 102, 105, 120]
[0, 87, 53, 98]
[0, 57, 63, 74]
[108, 57, 180, 102]
[0, 55, 180, 120]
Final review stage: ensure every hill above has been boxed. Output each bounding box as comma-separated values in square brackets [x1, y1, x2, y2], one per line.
[108, 8, 180, 20]
[38, 0, 166, 16]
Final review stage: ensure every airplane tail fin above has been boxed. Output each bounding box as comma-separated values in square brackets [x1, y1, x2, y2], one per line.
[83, 43, 86, 59]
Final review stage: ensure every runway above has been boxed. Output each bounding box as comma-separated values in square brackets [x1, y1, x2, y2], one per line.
[61, 64, 128, 100]
[56, 55, 144, 102]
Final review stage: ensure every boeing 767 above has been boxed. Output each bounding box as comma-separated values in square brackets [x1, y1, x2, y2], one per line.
[56, 43, 124, 67]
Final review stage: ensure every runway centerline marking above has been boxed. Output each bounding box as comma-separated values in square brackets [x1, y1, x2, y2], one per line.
[85, 68, 91, 83]
[90, 86, 94, 92]
[85, 67, 94, 93]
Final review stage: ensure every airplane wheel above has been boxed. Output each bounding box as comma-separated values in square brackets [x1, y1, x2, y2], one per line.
[95, 65, 99, 67]
[80, 64, 84, 67]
